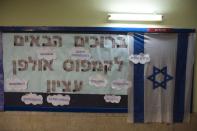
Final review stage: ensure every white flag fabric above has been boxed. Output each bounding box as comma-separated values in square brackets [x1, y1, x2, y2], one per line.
[128, 33, 195, 123]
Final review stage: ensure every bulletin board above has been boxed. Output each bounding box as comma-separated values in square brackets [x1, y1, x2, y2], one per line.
[0, 27, 195, 113]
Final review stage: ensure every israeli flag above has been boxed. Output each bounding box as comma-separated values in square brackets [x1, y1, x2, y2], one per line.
[128, 32, 195, 123]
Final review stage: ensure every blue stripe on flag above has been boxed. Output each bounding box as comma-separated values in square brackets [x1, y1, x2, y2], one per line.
[133, 33, 144, 122]
[0, 32, 4, 111]
[174, 33, 189, 122]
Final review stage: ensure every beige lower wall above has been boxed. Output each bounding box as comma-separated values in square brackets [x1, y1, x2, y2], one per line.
[0, 112, 196, 131]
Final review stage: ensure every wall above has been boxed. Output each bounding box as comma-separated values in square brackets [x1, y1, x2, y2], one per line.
[0, 112, 197, 131]
[0, 0, 197, 131]
[0, 0, 197, 28]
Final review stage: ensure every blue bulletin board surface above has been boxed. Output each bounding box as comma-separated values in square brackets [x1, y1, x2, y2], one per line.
[0, 26, 195, 112]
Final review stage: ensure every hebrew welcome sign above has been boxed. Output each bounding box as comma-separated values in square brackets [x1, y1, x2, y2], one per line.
[1, 30, 131, 111]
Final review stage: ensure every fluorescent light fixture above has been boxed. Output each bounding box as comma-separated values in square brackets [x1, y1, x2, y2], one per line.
[108, 13, 163, 22]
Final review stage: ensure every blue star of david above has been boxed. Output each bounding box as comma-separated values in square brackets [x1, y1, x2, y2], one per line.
[147, 66, 173, 89]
